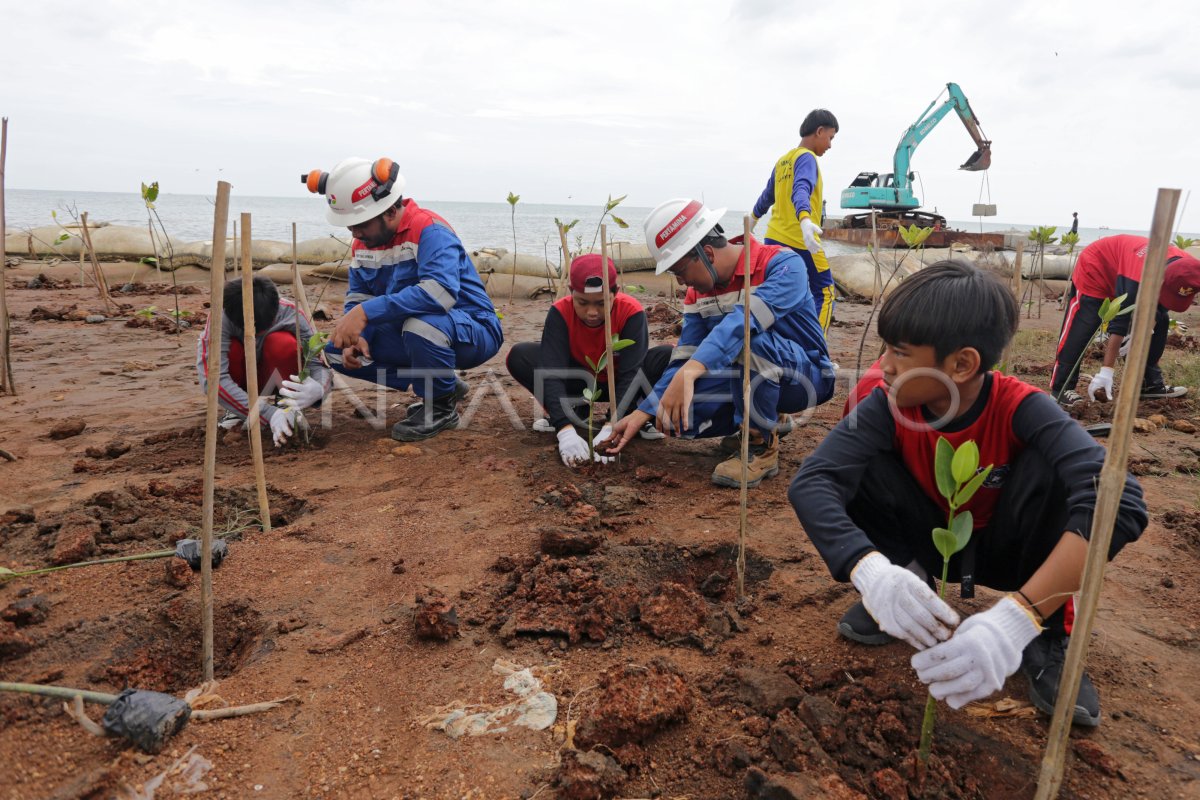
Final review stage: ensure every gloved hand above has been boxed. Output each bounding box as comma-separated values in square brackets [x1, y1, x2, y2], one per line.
[1087, 366, 1114, 401]
[1118, 336, 1131, 359]
[269, 408, 295, 447]
[800, 217, 824, 253]
[911, 595, 1042, 708]
[592, 423, 613, 450]
[279, 374, 324, 410]
[851, 552, 960, 649]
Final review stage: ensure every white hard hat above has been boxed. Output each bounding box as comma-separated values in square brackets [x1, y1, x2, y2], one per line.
[302, 157, 406, 227]
[644, 199, 727, 275]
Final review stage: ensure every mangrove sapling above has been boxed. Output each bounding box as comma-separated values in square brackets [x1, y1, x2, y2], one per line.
[1052, 293, 1134, 404]
[588, 194, 630, 254]
[141, 181, 182, 334]
[917, 438, 994, 767]
[1024, 226, 1058, 318]
[278, 331, 330, 445]
[554, 218, 580, 299]
[582, 336, 635, 462]
[506, 192, 520, 308]
[854, 224, 930, 374]
[1057, 231, 1081, 308]
[1174, 235, 1196, 249]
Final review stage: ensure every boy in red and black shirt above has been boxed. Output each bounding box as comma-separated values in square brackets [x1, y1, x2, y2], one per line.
[790, 261, 1147, 727]
[506, 255, 672, 467]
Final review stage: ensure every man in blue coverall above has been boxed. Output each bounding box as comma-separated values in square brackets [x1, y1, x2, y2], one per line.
[603, 199, 836, 488]
[302, 156, 503, 441]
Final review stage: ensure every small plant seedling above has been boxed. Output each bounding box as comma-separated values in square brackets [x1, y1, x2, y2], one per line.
[1053, 293, 1134, 403]
[582, 336, 635, 461]
[297, 332, 330, 382]
[588, 195, 630, 253]
[1174, 235, 1195, 249]
[917, 437, 994, 765]
[506, 192, 520, 307]
[135, 305, 158, 320]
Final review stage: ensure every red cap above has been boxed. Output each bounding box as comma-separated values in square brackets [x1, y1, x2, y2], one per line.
[569, 254, 618, 294]
[1159, 254, 1200, 312]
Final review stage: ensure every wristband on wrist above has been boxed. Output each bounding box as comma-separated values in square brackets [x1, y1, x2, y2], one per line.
[1015, 589, 1045, 624]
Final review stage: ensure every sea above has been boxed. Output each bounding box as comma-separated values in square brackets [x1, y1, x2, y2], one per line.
[3, 188, 1186, 257]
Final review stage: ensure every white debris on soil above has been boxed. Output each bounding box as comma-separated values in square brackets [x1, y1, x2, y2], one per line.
[425, 658, 558, 739]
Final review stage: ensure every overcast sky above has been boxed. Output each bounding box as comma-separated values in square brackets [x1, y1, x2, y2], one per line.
[4, 0, 1197, 231]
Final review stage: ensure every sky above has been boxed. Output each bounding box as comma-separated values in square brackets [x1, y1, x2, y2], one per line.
[3, 0, 1198, 232]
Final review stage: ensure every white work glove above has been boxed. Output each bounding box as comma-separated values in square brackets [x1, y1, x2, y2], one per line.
[269, 408, 295, 447]
[279, 374, 324, 410]
[1118, 336, 1131, 359]
[851, 552, 960, 650]
[592, 423, 613, 450]
[911, 596, 1042, 709]
[1087, 366, 1114, 401]
[800, 217, 824, 253]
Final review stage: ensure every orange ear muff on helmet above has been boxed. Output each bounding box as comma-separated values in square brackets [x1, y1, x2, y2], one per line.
[303, 169, 329, 195]
[369, 158, 400, 201]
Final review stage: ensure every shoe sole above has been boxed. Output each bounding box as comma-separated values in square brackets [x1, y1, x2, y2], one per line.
[1025, 675, 1101, 728]
[710, 465, 779, 488]
[391, 412, 460, 442]
[836, 621, 895, 646]
[1141, 388, 1188, 399]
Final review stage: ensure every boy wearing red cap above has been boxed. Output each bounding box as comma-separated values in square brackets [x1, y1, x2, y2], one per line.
[1051, 234, 1200, 405]
[506, 255, 672, 467]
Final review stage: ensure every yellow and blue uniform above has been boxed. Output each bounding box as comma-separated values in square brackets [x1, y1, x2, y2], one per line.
[752, 145, 835, 333]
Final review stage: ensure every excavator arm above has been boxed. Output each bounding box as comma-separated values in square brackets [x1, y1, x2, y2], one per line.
[892, 82, 992, 191]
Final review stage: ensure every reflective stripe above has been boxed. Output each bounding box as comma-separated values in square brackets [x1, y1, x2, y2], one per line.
[671, 345, 697, 362]
[417, 279, 455, 311]
[402, 317, 451, 348]
[345, 292, 376, 304]
[749, 295, 775, 329]
[684, 294, 742, 318]
[735, 351, 784, 381]
[353, 242, 418, 269]
[325, 350, 345, 366]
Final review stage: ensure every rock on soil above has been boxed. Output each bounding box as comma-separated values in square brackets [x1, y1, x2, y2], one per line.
[729, 666, 805, 718]
[0, 621, 36, 660]
[539, 527, 604, 556]
[1, 505, 35, 525]
[163, 557, 193, 588]
[414, 592, 459, 641]
[638, 581, 707, 640]
[85, 439, 132, 459]
[51, 514, 100, 564]
[1, 596, 51, 627]
[48, 418, 87, 440]
[574, 658, 692, 749]
[554, 748, 627, 800]
[497, 556, 632, 644]
[768, 708, 837, 772]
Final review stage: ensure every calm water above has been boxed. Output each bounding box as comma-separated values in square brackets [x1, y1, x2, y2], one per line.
[5, 188, 1188, 255]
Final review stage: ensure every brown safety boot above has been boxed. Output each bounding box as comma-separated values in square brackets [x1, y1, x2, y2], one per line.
[711, 430, 779, 488]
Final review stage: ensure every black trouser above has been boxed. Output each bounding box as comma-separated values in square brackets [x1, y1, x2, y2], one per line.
[1050, 286, 1168, 396]
[506, 343, 673, 426]
[846, 447, 1079, 633]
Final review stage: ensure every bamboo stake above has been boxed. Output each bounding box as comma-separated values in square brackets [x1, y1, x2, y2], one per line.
[737, 215, 753, 599]
[239, 213, 271, 538]
[556, 223, 572, 300]
[78, 212, 114, 314]
[599, 225, 618, 415]
[201, 181, 232, 681]
[292, 223, 302, 377]
[0, 117, 13, 395]
[1034, 188, 1181, 800]
[231, 220, 239, 279]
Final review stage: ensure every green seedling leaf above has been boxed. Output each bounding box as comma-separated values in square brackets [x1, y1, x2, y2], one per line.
[51, 209, 58, 219]
[610, 215, 629, 229]
[55, 233, 69, 244]
[1116, 304, 1136, 317]
[582, 388, 597, 402]
[624, 284, 646, 293]
[1098, 298, 1112, 319]
[950, 440, 980, 485]
[139, 256, 158, 266]
[934, 437, 956, 501]
[0, 567, 15, 577]
[950, 511, 973, 553]
[1174, 235, 1196, 249]
[507, 192, 520, 206]
[611, 337, 636, 352]
[605, 194, 627, 212]
[584, 355, 599, 373]
[932, 527, 958, 561]
[953, 464, 992, 508]
[141, 181, 160, 204]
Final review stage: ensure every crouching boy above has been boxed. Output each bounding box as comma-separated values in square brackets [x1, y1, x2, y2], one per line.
[789, 261, 1147, 726]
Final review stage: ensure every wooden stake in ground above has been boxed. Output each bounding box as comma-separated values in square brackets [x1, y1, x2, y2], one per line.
[201, 181, 232, 681]
[0, 117, 14, 396]
[556, 223, 572, 300]
[239, 213, 272, 537]
[1034, 187, 1182, 800]
[292, 223, 302, 378]
[599, 225, 618, 416]
[1011, 237, 1025, 304]
[78, 212, 114, 314]
[737, 215, 754, 599]
[231, 220, 239, 279]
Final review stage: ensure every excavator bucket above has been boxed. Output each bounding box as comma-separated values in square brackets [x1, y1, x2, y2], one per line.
[960, 144, 992, 171]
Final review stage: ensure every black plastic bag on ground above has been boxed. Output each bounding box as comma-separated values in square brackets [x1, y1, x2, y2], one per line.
[174, 538, 229, 571]
[101, 688, 191, 753]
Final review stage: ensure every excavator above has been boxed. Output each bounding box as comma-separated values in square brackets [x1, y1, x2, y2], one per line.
[840, 82, 992, 228]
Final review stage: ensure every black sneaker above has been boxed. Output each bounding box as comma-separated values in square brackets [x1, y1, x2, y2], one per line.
[392, 389, 462, 442]
[1021, 630, 1101, 727]
[405, 377, 470, 420]
[837, 600, 895, 646]
[1140, 382, 1188, 399]
[1057, 389, 1086, 408]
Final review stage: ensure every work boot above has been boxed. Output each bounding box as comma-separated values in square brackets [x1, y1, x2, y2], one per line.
[1021, 629, 1101, 727]
[837, 600, 895, 646]
[392, 386, 462, 442]
[711, 431, 779, 488]
[405, 376, 470, 420]
[718, 414, 793, 455]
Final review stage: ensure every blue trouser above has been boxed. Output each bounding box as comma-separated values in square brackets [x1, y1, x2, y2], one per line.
[656, 332, 835, 439]
[765, 238, 835, 334]
[325, 309, 503, 398]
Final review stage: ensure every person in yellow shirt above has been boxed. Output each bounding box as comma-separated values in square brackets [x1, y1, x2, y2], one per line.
[752, 109, 838, 334]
